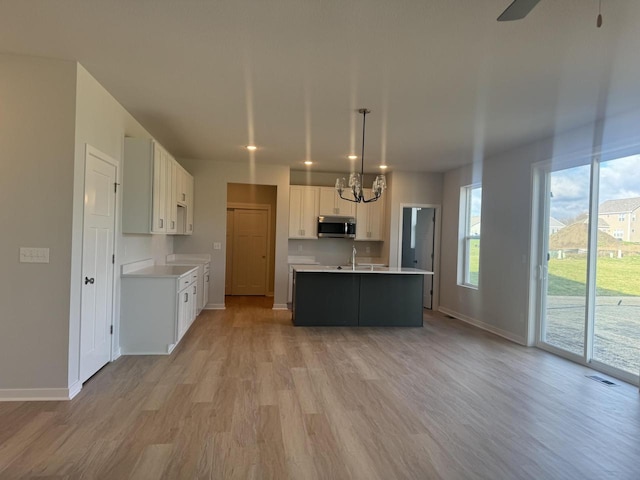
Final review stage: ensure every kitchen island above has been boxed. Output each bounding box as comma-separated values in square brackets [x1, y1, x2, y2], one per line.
[292, 266, 433, 327]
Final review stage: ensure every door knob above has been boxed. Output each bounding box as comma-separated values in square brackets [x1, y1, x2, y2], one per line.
[84, 277, 95, 285]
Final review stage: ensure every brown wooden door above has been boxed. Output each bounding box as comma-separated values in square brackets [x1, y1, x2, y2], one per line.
[231, 209, 268, 295]
[225, 209, 234, 294]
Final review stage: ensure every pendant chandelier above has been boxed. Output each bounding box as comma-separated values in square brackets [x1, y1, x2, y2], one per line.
[335, 108, 386, 203]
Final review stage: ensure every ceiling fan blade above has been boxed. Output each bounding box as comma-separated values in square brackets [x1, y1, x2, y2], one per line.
[497, 0, 542, 21]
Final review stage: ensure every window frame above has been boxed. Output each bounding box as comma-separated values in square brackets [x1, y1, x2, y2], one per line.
[458, 184, 482, 289]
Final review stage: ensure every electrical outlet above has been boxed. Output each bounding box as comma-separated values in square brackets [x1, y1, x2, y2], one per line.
[213, 242, 222, 250]
[365, 246, 371, 254]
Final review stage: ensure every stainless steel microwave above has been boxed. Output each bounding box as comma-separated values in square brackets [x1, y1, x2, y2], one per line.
[317, 216, 356, 238]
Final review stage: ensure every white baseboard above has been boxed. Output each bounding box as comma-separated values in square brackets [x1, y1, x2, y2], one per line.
[0, 383, 82, 402]
[272, 303, 288, 310]
[112, 348, 122, 361]
[438, 306, 526, 346]
[205, 303, 226, 310]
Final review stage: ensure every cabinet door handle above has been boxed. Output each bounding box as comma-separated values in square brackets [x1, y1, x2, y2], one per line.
[159, 218, 164, 228]
[184, 292, 188, 302]
[84, 277, 95, 285]
[193, 286, 197, 294]
[205, 275, 209, 282]
[182, 193, 186, 201]
[189, 224, 193, 231]
[171, 221, 175, 229]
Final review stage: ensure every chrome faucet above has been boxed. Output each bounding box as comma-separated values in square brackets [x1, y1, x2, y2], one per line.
[351, 244, 357, 270]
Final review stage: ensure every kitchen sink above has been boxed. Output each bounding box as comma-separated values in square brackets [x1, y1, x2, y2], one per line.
[336, 265, 388, 271]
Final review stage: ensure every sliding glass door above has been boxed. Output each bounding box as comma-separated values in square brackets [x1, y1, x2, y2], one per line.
[541, 164, 590, 358]
[536, 154, 640, 385]
[592, 155, 640, 376]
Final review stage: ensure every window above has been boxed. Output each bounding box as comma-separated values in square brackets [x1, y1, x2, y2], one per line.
[613, 229, 624, 238]
[618, 214, 625, 221]
[459, 185, 482, 287]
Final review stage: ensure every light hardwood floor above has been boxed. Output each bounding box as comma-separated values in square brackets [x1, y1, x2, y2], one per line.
[1, 296, 639, 479]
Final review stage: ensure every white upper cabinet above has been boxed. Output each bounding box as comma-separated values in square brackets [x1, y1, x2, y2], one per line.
[151, 144, 167, 233]
[319, 187, 356, 217]
[289, 186, 319, 239]
[167, 157, 178, 234]
[355, 188, 385, 241]
[185, 171, 194, 235]
[177, 165, 188, 206]
[123, 138, 192, 235]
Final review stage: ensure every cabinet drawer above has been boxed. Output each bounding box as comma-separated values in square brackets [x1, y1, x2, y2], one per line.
[179, 272, 196, 289]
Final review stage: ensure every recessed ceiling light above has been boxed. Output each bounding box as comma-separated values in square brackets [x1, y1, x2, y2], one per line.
[348, 155, 358, 160]
[304, 161, 313, 165]
[379, 165, 388, 169]
[246, 145, 257, 151]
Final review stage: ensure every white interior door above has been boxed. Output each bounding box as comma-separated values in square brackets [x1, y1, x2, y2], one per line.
[80, 146, 117, 383]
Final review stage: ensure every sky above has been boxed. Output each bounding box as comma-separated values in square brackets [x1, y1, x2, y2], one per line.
[549, 154, 640, 222]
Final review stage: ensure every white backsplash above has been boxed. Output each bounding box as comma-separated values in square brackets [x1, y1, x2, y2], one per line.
[288, 238, 385, 266]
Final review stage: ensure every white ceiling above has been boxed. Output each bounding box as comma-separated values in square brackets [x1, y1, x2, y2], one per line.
[2, 0, 640, 173]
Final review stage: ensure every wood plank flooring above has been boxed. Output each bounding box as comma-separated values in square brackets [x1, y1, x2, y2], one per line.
[1, 296, 639, 479]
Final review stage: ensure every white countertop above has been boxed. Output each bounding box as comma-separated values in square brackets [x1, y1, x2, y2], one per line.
[122, 265, 198, 278]
[166, 253, 211, 264]
[121, 259, 197, 278]
[293, 266, 433, 275]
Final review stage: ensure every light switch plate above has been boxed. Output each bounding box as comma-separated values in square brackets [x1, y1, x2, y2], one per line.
[213, 242, 222, 250]
[20, 247, 50, 263]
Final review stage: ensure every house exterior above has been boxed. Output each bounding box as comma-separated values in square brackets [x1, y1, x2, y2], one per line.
[597, 197, 640, 242]
[469, 216, 481, 236]
[549, 216, 565, 235]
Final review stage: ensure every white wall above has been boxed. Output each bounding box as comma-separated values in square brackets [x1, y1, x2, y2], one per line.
[386, 171, 443, 268]
[0, 54, 77, 390]
[71, 65, 174, 387]
[174, 159, 290, 308]
[0, 56, 175, 396]
[440, 110, 640, 345]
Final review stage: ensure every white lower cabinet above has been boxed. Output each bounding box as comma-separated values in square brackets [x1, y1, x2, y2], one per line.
[121, 265, 198, 354]
[177, 279, 197, 340]
[203, 263, 210, 308]
[165, 254, 211, 313]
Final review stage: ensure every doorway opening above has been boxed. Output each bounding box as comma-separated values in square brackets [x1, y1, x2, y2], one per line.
[398, 204, 440, 310]
[225, 184, 277, 302]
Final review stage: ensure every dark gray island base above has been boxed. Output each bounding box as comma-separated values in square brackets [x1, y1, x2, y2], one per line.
[292, 267, 430, 327]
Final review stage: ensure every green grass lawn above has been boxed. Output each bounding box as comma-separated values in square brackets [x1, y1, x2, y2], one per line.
[468, 239, 480, 285]
[469, 239, 639, 296]
[548, 255, 640, 297]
